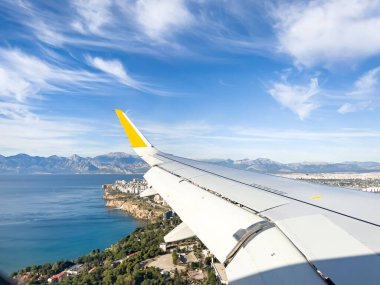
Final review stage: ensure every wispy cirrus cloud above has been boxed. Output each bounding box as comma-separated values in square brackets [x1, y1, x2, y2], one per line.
[273, 0, 380, 67]
[0, 48, 168, 137]
[338, 67, 380, 114]
[0, 102, 37, 120]
[86, 56, 142, 89]
[0, 68, 33, 103]
[1, 0, 273, 57]
[267, 77, 320, 120]
[0, 48, 167, 115]
[71, 0, 113, 35]
[0, 48, 106, 118]
[86, 55, 170, 96]
[134, 0, 194, 41]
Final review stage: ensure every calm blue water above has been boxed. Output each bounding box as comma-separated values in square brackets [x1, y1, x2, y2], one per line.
[0, 174, 144, 275]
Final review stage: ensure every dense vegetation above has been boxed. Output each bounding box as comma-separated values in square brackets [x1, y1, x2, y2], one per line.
[13, 217, 220, 285]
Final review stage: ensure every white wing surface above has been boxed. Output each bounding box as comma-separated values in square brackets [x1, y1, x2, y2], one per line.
[115, 110, 380, 285]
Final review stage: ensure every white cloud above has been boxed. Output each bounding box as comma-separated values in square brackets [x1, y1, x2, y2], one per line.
[86, 55, 171, 96]
[338, 67, 380, 113]
[135, 0, 194, 41]
[32, 20, 67, 46]
[0, 102, 37, 120]
[86, 56, 142, 89]
[71, 0, 113, 34]
[352, 67, 380, 95]
[0, 68, 33, 102]
[268, 77, 320, 119]
[273, 0, 380, 67]
[0, 48, 99, 87]
[338, 102, 371, 114]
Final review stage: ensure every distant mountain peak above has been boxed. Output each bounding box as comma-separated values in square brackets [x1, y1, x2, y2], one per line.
[103, 152, 132, 158]
[69, 154, 81, 160]
[13, 153, 30, 158]
[254, 158, 279, 163]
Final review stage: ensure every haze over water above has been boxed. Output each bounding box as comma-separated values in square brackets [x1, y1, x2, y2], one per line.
[0, 174, 143, 274]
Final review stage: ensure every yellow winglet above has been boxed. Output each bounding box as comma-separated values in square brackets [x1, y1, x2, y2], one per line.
[115, 109, 149, 148]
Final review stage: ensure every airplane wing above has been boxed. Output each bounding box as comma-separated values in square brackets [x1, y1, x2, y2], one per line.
[115, 109, 380, 285]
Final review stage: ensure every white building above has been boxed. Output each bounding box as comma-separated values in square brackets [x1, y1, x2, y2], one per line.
[66, 264, 84, 275]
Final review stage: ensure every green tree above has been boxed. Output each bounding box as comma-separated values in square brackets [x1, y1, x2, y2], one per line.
[172, 253, 178, 265]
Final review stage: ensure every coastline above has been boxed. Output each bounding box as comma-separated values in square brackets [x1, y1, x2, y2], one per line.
[8, 177, 220, 285]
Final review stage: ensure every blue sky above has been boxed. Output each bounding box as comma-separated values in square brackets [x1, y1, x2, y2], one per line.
[1, 0, 380, 162]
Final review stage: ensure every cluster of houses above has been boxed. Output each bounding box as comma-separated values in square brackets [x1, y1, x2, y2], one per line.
[105, 178, 170, 207]
[362, 187, 380, 193]
[104, 178, 172, 205]
[109, 179, 148, 194]
[153, 193, 169, 207]
[47, 264, 84, 283]
[47, 252, 141, 283]
[156, 241, 228, 284]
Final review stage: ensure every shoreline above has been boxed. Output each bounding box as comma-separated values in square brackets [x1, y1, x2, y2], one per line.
[11, 177, 217, 285]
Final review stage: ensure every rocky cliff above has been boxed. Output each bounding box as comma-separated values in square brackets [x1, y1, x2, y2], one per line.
[103, 192, 168, 222]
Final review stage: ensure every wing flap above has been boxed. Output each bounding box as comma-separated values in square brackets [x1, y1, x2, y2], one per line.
[164, 222, 195, 243]
[275, 214, 380, 285]
[227, 227, 326, 285]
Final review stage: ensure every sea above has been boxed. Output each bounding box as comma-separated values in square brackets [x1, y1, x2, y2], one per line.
[0, 174, 144, 275]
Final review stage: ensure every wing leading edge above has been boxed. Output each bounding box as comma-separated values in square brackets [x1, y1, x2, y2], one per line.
[115, 110, 380, 285]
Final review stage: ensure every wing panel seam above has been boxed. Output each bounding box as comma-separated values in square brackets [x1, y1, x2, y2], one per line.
[156, 153, 380, 228]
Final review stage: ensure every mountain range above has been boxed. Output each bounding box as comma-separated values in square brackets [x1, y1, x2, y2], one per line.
[1, 153, 380, 174]
[0, 153, 148, 174]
